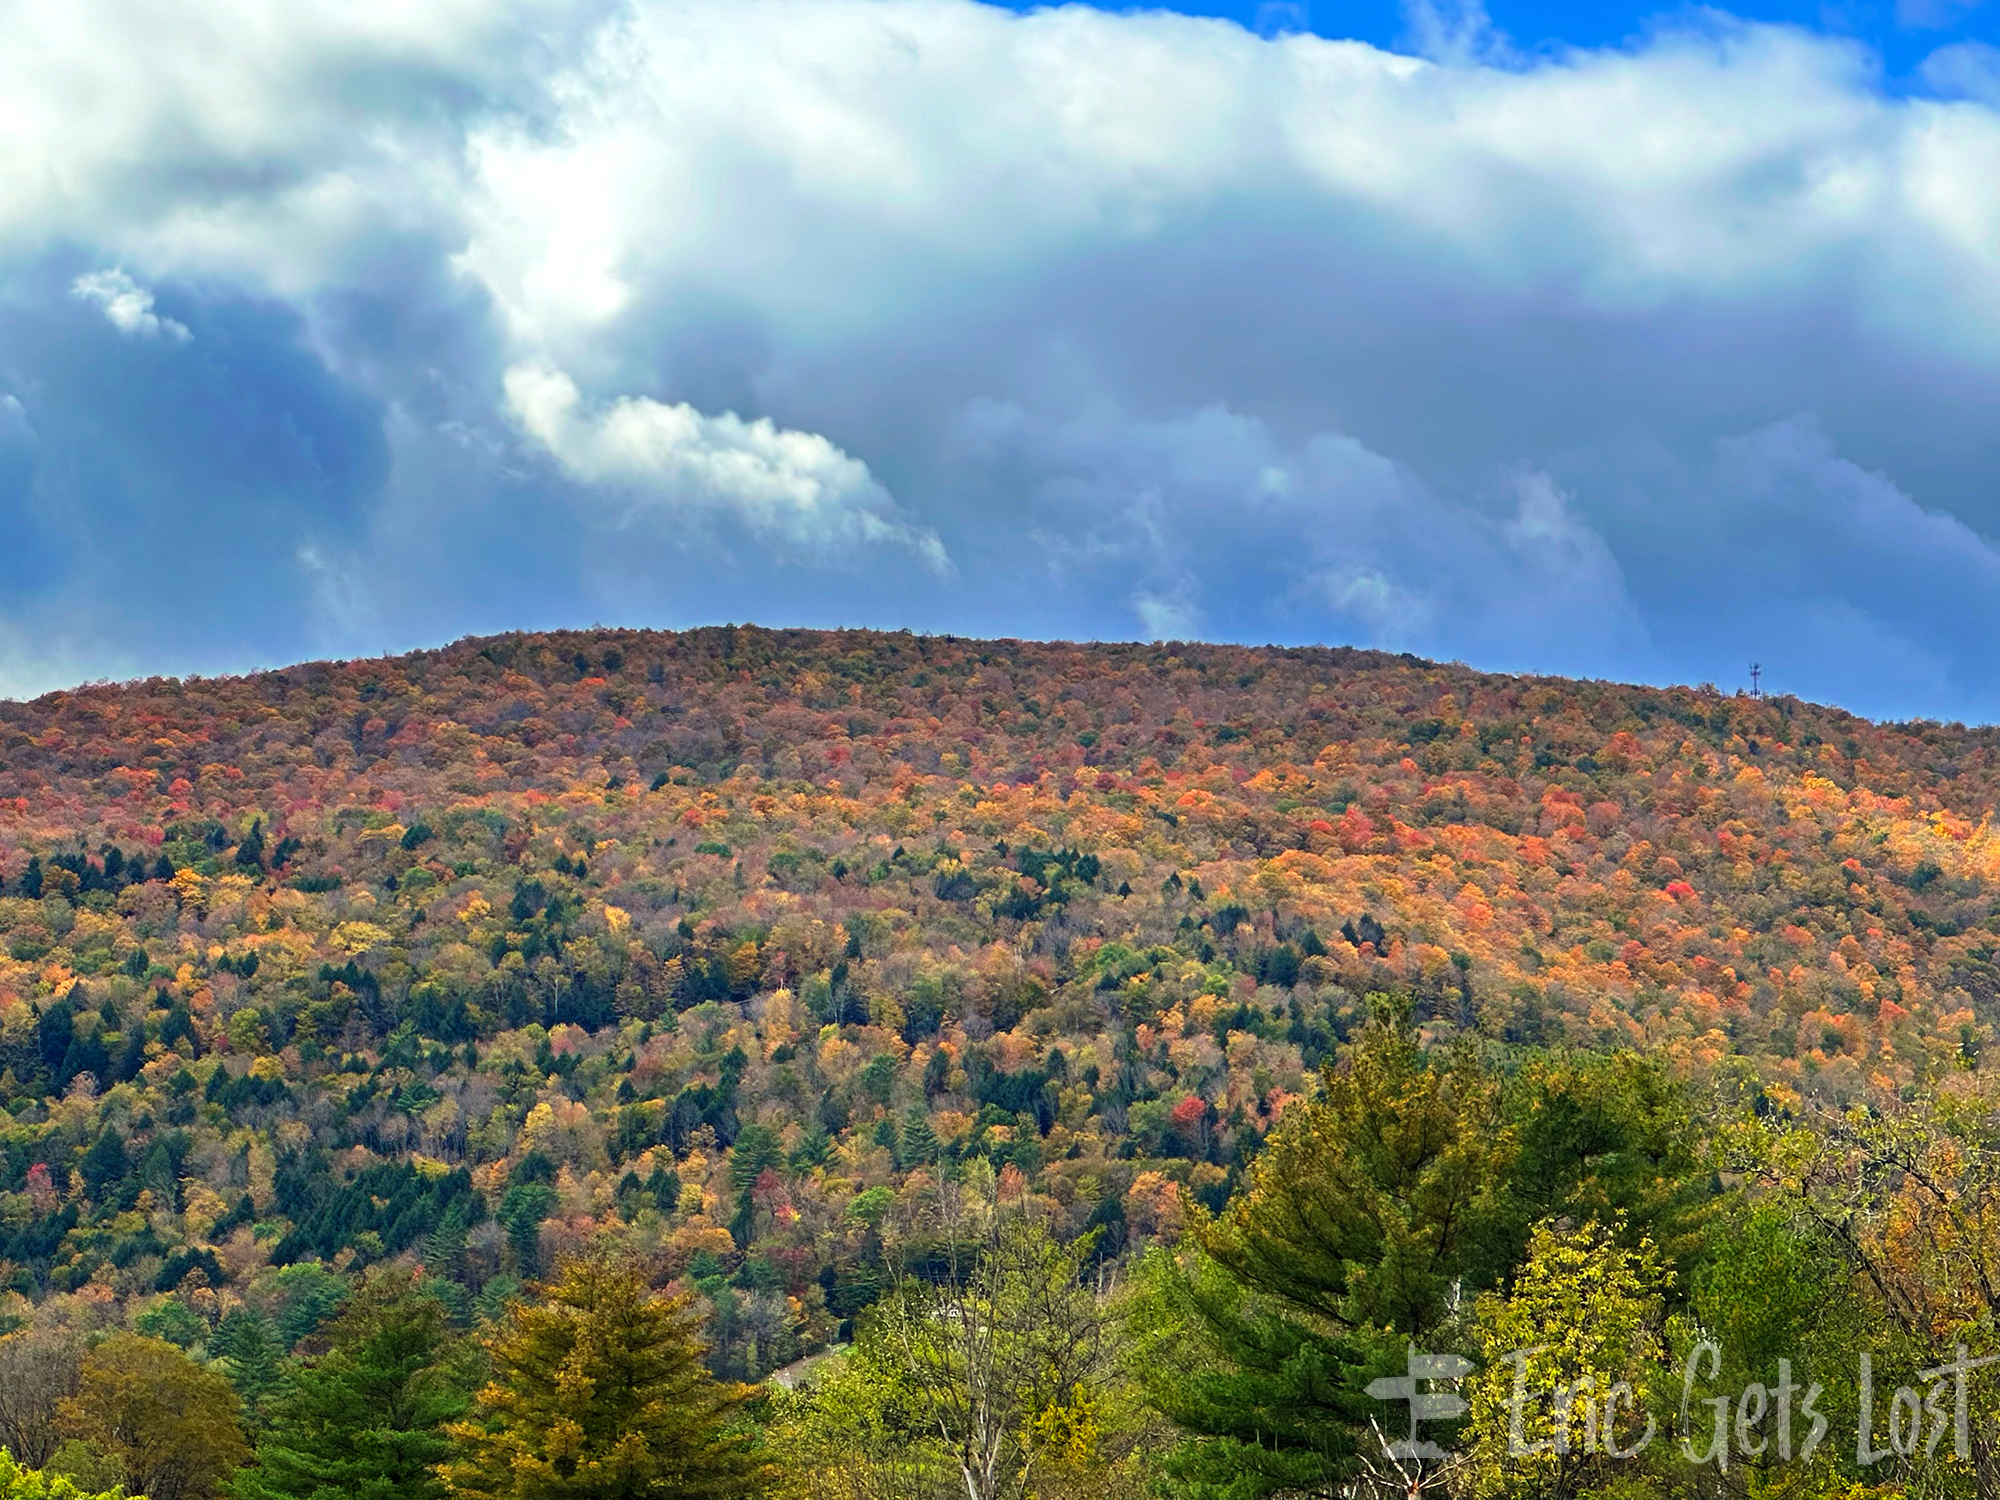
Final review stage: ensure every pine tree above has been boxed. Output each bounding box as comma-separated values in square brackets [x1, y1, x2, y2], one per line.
[213, 1310, 284, 1424]
[113, 1026, 146, 1084]
[643, 1164, 681, 1215]
[79, 1129, 128, 1196]
[271, 1264, 349, 1351]
[438, 1252, 765, 1500]
[1139, 1005, 1707, 1500]
[1136, 1006, 1509, 1500]
[232, 1275, 476, 1500]
[725, 1125, 783, 1249]
[900, 1109, 940, 1166]
[423, 1201, 471, 1284]
[498, 1183, 556, 1277]
[36, 992, 75, 1082]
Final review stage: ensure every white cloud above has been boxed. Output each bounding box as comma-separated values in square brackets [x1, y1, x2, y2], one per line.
[9, 2, 1998, 370]
[1133, 590, 1200, 640]
[502, 362, 949, 572]
[1400, 0, 1509, 63]
[6, 3, 1997, 354]
[70, 269, 189, 340]
[296, 541, 377, 648]
[433, 4, 2000, 359]
[1922, 39, 2000, 101]
[1253, 3, 1311, 40]
[1319, 567, 1433, 636]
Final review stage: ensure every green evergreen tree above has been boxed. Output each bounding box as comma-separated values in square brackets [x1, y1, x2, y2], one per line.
[474, 1278, 523, 1327]
[80, 1130, 129, 1197]
[899, 1109, 940, 1166]
[726, 1124, 783, 1249]
[232, 1275, 476, 1500]
[644, 1164, 681, 1215]
[138, 1143, 180, 1212]
[1138, 1004, 1707, 1500]
[1134, 1009, 1502, 1499]
[235, 821, 266, 872]
[271, 1264, 349, 1351]
[497, 1183, 556, 1278]
[422, 1201, 471, 1284]
[213, 1310, 284, 1425]
[112, 1027, 146, 1084]
[439, 1251, 765, 1500]
[36, 990, 74, 1079]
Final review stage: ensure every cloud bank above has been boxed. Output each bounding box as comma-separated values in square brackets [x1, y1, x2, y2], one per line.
[0, 0, 1996, 719]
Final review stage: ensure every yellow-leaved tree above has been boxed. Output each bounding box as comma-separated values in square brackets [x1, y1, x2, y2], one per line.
[438, 1251, 766, 1500]
[1464, 1220, 1667, 1500]
[0, 1450, 130, 1500]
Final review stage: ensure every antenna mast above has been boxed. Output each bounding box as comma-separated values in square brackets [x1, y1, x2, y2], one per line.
[1749, 663, 1762, 700]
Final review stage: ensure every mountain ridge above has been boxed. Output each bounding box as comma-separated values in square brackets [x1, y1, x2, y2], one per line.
[1, 623, 1996, 1380]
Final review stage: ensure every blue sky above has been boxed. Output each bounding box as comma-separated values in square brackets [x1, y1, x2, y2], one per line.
[991, 0, 1998, 72]
[2, 0, 1998, 720]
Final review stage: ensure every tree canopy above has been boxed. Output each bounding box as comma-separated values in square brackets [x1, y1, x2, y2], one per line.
[1, 627, 2000, 1494]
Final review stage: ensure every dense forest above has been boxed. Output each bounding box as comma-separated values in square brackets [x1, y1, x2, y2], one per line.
[5, 625, 2000, 1498]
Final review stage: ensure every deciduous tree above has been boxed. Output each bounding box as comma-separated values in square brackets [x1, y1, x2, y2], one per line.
[56, 1334, 247, 1500]
[872, 1173, 1126, 1500]
[1463, 1220, 1666, 1500]
[0, 1449, 129, 1500]
[0, 1328, 84, 1469]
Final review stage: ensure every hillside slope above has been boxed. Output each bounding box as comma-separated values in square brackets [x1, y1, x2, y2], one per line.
[1, 626, 1996, 1375]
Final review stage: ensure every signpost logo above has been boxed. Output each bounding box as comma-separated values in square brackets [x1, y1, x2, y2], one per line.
[1366, 1347, 1473, 1463]
[1365, 1341, 2000, 1476]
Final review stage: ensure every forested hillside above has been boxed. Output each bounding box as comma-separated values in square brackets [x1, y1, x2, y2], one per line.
[5, 626, 2000, 1499]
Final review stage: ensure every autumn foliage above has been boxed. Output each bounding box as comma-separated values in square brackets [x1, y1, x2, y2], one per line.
[0, 624, 1995, 1385]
